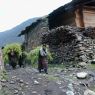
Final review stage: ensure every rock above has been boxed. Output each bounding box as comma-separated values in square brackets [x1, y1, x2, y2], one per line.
[56, 81, 61, 85]
[59, 86, 63, 89]
[79, 55, 87, 62]
[79, 47, 85, 50]
[66, 91, 74, 95]
[25, 85, 29, 88]
[78, 62, 87, 67]
[1, 83, 6, 87]
[14, 90, 19, 94]
[32, 68, 39, 73]
[21, 92, 25, 95]
[34, 80, 39, 85]
[16, 78, 20, 81]
[91, 59, 95, 64]
[84, 89, 95, 95]
[20, 83, 24, 87]
[32, 91, 37, 94]
[68, 83, 74, 91]
[19, 79, 24, 83]
[10, 81, 15, 84]
[1, 79, 7, 83]
[25, 82, 29, 85]
[77, 72, 88, 79]
[76, 34, 82, 41]
[38, 77, 42, 80]
[12, 76, 17, 79]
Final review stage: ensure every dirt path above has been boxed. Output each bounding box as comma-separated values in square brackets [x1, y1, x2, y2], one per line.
[1, 65, 95, 95]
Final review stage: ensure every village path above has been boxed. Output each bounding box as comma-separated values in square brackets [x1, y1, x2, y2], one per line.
[1, 65, 95, 95]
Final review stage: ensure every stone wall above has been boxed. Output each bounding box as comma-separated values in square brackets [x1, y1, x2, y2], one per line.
[42, 26, 95, 65]
[24, 18, 49, 52]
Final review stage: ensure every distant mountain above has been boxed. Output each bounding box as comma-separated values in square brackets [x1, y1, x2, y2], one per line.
[0, 17, 38, 47]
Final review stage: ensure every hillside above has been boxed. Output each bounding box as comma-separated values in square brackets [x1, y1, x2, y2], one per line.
[0, 17, 38, 47]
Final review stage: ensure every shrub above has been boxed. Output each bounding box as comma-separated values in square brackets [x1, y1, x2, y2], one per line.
[28, 46, 53, 64]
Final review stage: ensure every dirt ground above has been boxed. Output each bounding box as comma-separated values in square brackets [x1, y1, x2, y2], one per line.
[1, 64, 95, 95]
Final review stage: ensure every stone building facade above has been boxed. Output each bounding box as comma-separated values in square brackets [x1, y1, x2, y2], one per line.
[19, 17, 49, 51]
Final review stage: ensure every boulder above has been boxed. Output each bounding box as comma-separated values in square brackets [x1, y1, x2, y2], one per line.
[77, 72, 88, 79]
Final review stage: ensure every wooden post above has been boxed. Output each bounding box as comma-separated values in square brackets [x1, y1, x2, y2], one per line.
[75, 8, 84, 28]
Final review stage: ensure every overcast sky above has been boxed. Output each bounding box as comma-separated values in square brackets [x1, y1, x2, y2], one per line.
[0, 0, 71, 32]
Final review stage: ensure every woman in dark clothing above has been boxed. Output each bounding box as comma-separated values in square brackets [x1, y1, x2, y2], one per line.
[8, 49, 18, 69]
[38, 44, 48, 74]
[18, 51, 26, 68]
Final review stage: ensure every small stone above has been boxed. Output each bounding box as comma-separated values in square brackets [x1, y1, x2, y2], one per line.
[44, 85, 47, 87]
[59, 86, 63, 89]
[25, 82, 29, 85]
[38, 78, 42, 80]
[20, 83, 24, 87]
[78, 62, 87, 67]
[25, 85, 29, 88]
[34, 80, 39, 85]
[84, 89, 95, 95]
[16, 78, 20, 81]
[66, 91, 74, 95]
[21, 92, 25, 95]
[19, 79, 24, 83]
[10, 81, 15, 84]
[56, 81, 61, 85]
[32, 91, 37, 94]
[77, 72, 88, 79]
[2, 83, 6, 87]
[14, 90, 19, 94]
[12, 76, 16, 79]
[79, 47, 85, 50]
[1, 79, 6, 83]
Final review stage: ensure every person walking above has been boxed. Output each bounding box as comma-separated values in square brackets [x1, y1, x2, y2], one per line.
[8, 49, 18, 69]
[38, 44, 48, 74]
[18, 51, 26, 68]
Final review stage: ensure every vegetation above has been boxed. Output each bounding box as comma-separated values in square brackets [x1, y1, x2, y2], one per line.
[28, 46, 53, 65]
[2, 44, 53, 67]
[0, 69, 8, 80]
[3, 43, 21, 64]
[87, 64, 95, 70]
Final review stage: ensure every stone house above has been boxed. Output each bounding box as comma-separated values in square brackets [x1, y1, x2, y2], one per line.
[42, 0, 95, 64]
[19, 17, 49, 51]
[48, 0, 95, 29]
[19, 0, 95, 53]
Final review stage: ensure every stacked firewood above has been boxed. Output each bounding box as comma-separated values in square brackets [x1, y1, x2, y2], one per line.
[42, 26, 95, 65]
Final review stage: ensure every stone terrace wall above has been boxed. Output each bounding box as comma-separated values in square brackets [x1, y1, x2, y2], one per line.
[42, 26, 95, 65]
